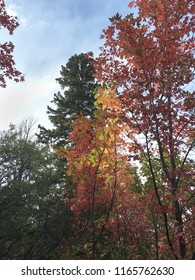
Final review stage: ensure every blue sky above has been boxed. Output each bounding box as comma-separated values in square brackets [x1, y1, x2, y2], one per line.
[0, 0, 130, 131]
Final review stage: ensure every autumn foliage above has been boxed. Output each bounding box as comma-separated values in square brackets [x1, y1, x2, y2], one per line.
[59, 88, 152, 259]
[0, 0, 24, 87]
[57, 0, 194, 259]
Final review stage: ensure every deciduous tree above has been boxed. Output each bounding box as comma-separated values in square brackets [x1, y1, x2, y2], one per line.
[93, 0, 195, 259]
[0, 0, 24, 87]
[0, 120, 69, 259]
[59, 88, 152, 259]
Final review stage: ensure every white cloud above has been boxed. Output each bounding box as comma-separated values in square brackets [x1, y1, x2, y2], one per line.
[0, 71, 59, 130]
[6, 3, 18, 17]
[38, 20, 51, 28]
[6, 1, 29, 28]
[19, 15, 29, 28]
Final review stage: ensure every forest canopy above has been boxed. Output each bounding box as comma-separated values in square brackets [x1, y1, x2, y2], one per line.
[0, 0, 194, 260]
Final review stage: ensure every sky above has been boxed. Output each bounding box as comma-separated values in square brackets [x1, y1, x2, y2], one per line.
[0, 0, 131, 131]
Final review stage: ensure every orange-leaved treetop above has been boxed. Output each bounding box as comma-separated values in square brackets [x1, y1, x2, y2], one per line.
[0, 0, 24, 87]
[58, 88, 152, 259]
[92, 0, 194, 259]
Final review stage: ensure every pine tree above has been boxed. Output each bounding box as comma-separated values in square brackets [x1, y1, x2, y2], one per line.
[37, 53, 97, 147]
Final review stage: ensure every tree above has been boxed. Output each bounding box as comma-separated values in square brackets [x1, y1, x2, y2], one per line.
[37, 53, 97, 148]
[58, 88, 152, 259]
[93, 0, 195, 259]
[0, 120, 69, 259]
[0, 0, 24, 87]
[36, 53, 98, 256]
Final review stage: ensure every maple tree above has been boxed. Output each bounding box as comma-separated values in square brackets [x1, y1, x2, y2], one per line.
[58, 88, 154, 259]
[91, 0, 195, 259]
[0, 0, 24, 87]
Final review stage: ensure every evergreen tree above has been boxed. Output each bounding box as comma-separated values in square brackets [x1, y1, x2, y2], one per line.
[37, 53, 97, 147]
